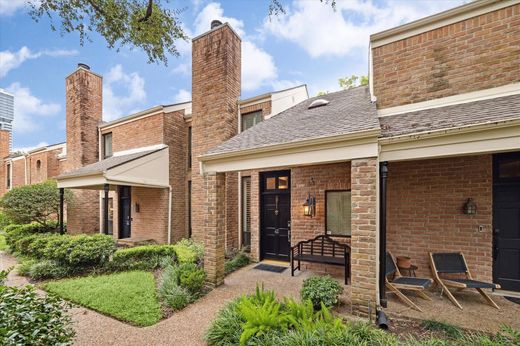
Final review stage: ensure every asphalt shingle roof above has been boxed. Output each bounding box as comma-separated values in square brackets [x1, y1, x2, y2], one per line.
[204, 86, 379, 156]
[58, 148, 165, 178]
[379, 94, 520, 138]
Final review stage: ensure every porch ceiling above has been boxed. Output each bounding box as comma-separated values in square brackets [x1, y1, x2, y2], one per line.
[56, 146, 169, 189]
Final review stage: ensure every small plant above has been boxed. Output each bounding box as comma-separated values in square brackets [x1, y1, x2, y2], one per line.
[178, 264, 206, 295]
[224, 252, 250, 275]
[159, 264, 192, 310]
[0, 266, 12, 285]
[28, 260, 72, 280]
[300, 275, 343, 310]
[422, 319, 462, 339]
[173, 238, 204, 264]
[0, 285, 75, 345]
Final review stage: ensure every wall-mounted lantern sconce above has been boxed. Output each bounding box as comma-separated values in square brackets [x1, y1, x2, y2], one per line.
[303, 194, 316, 217]
[463, 198, 477, 215]
[135, 203, 141, 213]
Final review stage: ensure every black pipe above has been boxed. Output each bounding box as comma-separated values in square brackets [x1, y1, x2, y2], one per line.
[376, 309, 389, 330]
[379, 162, 388, 308]
[59, 188, 64, 235]
[103, 184, 110, 235]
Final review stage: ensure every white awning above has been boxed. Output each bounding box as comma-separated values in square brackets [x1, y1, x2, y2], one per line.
[57, 147, 169, 189]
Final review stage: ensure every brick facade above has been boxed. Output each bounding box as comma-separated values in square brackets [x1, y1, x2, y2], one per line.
[387, 155, 493, 281]
[0, 131, 9, 196]
[101, 113, 164, 152]
[11, 158, 25, 188]
[373, 4, 520, 109]
[65, 67, 102, 234]
[191, 23, 241, 248]
[240, 100, 271, 119]
[350, 158, 378, 315]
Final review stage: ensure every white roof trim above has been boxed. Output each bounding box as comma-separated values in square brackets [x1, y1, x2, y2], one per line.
[378, 83, 520, 117]
[371, 0, 517, 48]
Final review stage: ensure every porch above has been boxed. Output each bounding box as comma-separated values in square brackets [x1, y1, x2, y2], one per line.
[56, 146, 172, 243]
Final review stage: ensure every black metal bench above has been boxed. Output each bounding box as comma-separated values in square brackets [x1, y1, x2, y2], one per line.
[290, 235, 350, 284]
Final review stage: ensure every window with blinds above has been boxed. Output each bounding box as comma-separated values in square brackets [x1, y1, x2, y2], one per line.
[241, 176, 251, 248]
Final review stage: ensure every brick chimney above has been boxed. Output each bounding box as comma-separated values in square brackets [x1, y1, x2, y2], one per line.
[190, 22, 241, 242]
[65, 64, 102, 234]
[0, 130, 11, 196]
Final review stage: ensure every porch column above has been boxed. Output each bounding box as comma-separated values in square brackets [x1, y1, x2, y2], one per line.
[204, 172, 226, 287]
[59, 188, 65, 235]
[350, 158, 378, 317]
[379, 161, 388, 308]
[103, 184, 109, 235]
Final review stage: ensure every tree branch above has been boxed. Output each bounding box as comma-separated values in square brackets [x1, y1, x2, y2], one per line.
[85, 0, 106, 17]
[138, 0, 154, 23]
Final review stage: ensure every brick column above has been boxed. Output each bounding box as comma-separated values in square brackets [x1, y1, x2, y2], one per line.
[350, 158, 378, 316]
[204, 172, 226, 286]
[249, 171, 260, 262]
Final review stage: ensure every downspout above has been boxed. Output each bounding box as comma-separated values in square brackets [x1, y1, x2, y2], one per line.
[237, 101, 242, 248]
[368, 42, 377, 103]
[379, 161, 388, 308]
[167, 185, 173, 244]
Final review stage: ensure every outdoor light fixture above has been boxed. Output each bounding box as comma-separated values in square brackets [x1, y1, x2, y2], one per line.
[463, 198, 477, 215]
[303, 194, 316, 217]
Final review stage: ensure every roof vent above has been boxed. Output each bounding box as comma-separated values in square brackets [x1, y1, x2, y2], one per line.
[77, 63, 90, 70]
[211, 20, 223, 29]
[308, 99, 329, 109]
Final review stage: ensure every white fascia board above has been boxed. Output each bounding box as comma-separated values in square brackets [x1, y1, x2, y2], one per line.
[57, 174, 106, 189]
[380, 123, 520, 162]
[378, 83, 520, 117]
[201, 138, 378, 173]
[112, 144, 167, 157]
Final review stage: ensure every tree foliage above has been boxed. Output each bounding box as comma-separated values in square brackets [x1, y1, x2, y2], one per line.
[317, 74, 369, 96]
[29, 0, 188, 65]
[0, 180, 72, 228]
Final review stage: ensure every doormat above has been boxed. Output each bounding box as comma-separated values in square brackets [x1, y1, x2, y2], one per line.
[253, 263, 287, 273]
[505, 296, 520, 305]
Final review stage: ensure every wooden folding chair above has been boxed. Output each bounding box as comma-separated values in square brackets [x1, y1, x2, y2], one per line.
[429, 252, 501, 310]
[385, 252, 433, 312]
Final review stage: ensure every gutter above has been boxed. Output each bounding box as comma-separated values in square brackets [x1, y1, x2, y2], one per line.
[379, 117, 520, 145]
[199, 128, 381, 162]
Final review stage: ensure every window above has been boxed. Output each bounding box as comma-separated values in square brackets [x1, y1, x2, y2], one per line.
[188, 127, 192, 168]
[241, 110, 262, 131]
[36, 160, 41, 172]
[6, 163, 11, 189]
[103, 133, 113, 159]
[241, 177, 251, 248]
[102, 197, 114, 235]
[326, 190, 351, 237]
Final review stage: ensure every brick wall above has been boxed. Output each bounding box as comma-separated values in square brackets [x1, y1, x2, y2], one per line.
[386, 155, 493, 281]
[240, 100, 271, 118]
[0, 131, 10, 196]
[350, 158, 378, 316]
[65, 66, 102, 234]
[11, 159, 25, 188]
[101, 113, 164, 153]
[191, 23, 241, 245]
[373, 4, 520, 109]
[126, 187, 169, 243]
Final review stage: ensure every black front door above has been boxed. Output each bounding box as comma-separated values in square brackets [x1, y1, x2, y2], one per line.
[119, 186, 132, 239]
[493, 152, 520, 292]
[260, 171, 291, 261]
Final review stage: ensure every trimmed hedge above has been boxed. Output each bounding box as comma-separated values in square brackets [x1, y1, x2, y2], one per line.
[108, 245, 177, 271]
[4, 223, 57, 249]
[172, 238, 204, 264]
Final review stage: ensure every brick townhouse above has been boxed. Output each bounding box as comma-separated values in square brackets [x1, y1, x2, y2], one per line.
[1, 0, 519, 315]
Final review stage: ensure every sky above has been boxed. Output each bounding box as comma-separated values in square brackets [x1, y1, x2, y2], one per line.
[0, 0, 465, 152]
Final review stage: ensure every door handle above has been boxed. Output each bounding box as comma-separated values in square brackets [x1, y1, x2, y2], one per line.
[274, 229, 279, 235]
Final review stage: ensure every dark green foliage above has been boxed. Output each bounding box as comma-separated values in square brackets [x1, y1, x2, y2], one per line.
[28, 260, 72, 280]
[0, 211, 13, 230]
[225, 252, 250, 275]
[173, 238, 204, 264]
[109, 244, 176, 271]
[4, 222, 58, 249]
[0, 267, 12, 285]
[422, 320, 463, 339]
[205, 299, 244, 346]
[0, 285, 75, 345]
[178, 264, 206, 294]
[0, 180, 72, 227]
[29, 0, 188, 65]
[300, 275, 344, 309]
[158, 262, 206, 310]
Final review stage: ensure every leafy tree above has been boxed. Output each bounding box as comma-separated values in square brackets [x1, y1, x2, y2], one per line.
[317, 74, 369, 96]
[0, 180, 72, 228]
[29, 0, 188, 65]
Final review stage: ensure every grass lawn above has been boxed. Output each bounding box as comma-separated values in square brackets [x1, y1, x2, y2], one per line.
[0, 233, 6, 251]
[44, 271, 161, 326]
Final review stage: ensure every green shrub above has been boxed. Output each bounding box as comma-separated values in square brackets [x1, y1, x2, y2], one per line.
[159, 265, 192, 310]
[17, 258, 38, 276]
[178, 264, 206, 294]
[0, 211, 13, 230]
[225, 252, 250, 275]
[109, 245, 176, 271]
[4, 223, 56, 249]
[0, 267, 12, 285]
[0, 180, 72, 227]
[205, 299, 244, 346]
[0, 285, 75, 345]
[173, 238, 204, 264]
[0, 232, 6, 251]
[28, 260, 72, 280]
[300, 275, 343, 310]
